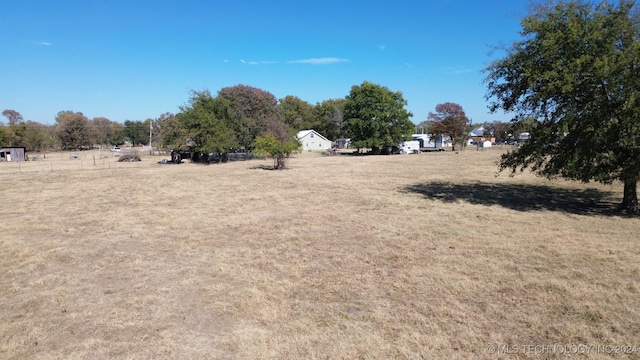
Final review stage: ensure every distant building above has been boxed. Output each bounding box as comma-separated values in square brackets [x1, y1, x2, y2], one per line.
[296, 130, 332, 151]
[412, 134, 448, 148]
[468, 126, 495, 145]
[0, 147, 26, 162]
[335, 138, 351, 149]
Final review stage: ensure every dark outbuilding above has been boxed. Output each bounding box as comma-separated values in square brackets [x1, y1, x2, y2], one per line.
[0, 147, 26, 162]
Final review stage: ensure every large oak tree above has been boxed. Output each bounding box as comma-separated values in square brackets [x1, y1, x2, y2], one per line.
[485, 0, 640, 213]
[344, 81, 413, 153]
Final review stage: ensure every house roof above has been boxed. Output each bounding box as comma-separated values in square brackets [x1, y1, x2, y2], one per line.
[296, 129, 330, 142]
[469, 126, 485, 137]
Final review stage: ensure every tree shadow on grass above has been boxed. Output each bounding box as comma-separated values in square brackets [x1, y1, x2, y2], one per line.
[403, 181, 625, 217]
[250, 164, 277, 171]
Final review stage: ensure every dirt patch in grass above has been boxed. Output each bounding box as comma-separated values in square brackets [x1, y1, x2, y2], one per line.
[0, 148, 638, 359]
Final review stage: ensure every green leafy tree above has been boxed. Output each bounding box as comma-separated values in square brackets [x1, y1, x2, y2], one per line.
[55, 111, 93, 150]
[23, 121, 53, 151]
[1, 110, 30, 148]
[7, 122, 28, 148]
[158, 112, 188, 150]
[344, 81, 414, 153]
[109, 122, 125, 146]
[415, 120, 435, 135]
[0, 126, 8, 147]
[175, 90, 238, 153]
[485, 0, 640, 212]
[154, 112, 175, 149]
[313, 98, 347, 141]
[253, 133, 301, 170]
[280, 95, 315, 132]
[427, 102, 470, 151]
[123, 120, 150, 146]
[92, 117, 116, 148]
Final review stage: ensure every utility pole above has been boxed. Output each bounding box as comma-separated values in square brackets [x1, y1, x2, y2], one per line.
[149, 120, 153, 150]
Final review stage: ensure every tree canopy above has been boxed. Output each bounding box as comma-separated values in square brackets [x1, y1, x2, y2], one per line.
[2, 109, 23, 125]
[427, 102, 469, 151]
[344, 81, 414, 152]
[313, 98, 348, 141]
[253, 134, 301, 170]
[171, 90, 238, 153]
[218, 84, 286, 148]
[279, 95, 315, 132]
[485, 0, 640, 212]
[55, 111, 93, 150]
[2, 81, 426, 163]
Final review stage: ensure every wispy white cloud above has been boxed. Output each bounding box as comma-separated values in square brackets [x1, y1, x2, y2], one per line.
[35, 41, 53, 46]
[238, 57, 349, 65]
[378, 44, 387, 51]
[288, 57, 349, 65]
[240, 59, 276, 65]
[450, 67, 473, 74]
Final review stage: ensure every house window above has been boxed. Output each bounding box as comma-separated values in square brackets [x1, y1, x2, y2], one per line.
[310, 133, 314, 138]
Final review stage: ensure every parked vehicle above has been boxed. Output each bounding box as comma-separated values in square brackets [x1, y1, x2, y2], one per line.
[399, 140, 421, 154]
[379, 145, 402, 155]
[110, 146, 121, 152]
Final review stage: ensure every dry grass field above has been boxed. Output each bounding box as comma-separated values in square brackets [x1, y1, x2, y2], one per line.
[1, 147, 639, 359]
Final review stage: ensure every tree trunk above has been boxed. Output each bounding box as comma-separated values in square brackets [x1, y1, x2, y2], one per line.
[619, 179, 638, 213]
[275, 155, 287, 170]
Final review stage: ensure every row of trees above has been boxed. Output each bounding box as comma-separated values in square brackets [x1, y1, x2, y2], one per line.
[5, 82, 484, 158]
[0, 109, 160, 151]
[154, 82, 416, 167]
[155, 85, 348, 168]
[2, 89, 529, 158]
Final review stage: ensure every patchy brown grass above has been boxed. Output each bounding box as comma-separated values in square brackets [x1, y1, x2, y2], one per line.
[1, 147, 639, 359]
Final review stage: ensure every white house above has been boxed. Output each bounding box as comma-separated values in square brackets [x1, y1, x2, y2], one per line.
[296, 130, 332, 151]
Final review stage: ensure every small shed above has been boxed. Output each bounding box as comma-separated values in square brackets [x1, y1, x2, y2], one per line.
[296, 130, 332, 151]
[0, 147, 26, 162]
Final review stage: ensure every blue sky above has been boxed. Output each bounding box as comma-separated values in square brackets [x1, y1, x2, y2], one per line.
[2, 0, 530, 125]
